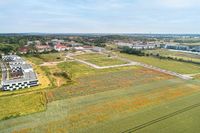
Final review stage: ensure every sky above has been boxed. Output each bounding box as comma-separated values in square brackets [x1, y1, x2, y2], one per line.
[0, 0, 200, 33]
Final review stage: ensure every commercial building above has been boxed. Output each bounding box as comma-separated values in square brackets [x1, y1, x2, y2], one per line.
[1, 55, 39, 91]
[117, 42, 160, 50]
[164, 44, 190, 51]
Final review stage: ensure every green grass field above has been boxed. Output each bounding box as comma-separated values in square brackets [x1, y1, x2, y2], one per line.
[57, 61, 137, 79]
[46, 65, 173, 102]
[118, 52, 200, 74]
[0, 92, 46, 121]
[74, 53, 128, 66]
[1, 79, 200, 133]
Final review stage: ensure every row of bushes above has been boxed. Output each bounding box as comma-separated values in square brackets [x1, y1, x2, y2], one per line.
[53, 72, 72, 82]
[119, 46, 200, 65]
[120, 46, 145, 56]
[150, 53, 200, 65]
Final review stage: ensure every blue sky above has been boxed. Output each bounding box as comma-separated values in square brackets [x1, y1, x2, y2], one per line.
[0, 0, 200, 33]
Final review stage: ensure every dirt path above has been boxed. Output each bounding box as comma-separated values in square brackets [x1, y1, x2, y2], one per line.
[137, 63, 192, 80]
[185, 73, 200, 77]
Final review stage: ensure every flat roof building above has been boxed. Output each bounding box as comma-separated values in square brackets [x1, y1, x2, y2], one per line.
[1, 55, 39, 91]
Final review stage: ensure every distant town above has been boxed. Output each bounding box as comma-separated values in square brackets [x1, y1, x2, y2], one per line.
[0, 34, 199, 55]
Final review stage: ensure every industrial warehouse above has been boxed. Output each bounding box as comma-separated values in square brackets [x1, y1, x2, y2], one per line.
[1, 55, 39, 91]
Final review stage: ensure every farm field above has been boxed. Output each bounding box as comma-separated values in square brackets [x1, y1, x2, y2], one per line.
[145, 49, 200, 63]
[46, 65, 173, 102]
[1, 79, 200, 133]
[131, 101, 200, 133]
[74, 53, 129, 66]
[0, 92, 46, 121]
[118, 52, 200, 74]
[0, 52, 200, 133]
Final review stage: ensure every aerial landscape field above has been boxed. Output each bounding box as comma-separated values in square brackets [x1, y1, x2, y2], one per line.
[1, 0, 200, 133]
[0, 45, 200, 133]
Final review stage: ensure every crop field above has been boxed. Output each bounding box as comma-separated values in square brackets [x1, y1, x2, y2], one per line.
[194, 74, 200, 79]
[145, 49, 200, 63]
[46, 65, 173, 102]
[74, 53, 128, 66]
[1, 79, 200, 133]
[0, 92, 46, 121]
[118, 52, 200, 74]
[134, 99, 200, 133]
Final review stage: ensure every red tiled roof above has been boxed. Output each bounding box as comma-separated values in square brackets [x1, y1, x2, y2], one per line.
[18, 47, 29, 52]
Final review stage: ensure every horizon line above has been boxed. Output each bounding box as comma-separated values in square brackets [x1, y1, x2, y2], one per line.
[0, 32, 200, 35]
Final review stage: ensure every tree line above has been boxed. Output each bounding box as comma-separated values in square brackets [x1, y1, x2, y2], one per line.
[120, 46, 145, 56]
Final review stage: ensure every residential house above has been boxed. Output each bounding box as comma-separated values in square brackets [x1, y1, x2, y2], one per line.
[54, 43, 69, 51]
[18, 47, 29, 54]
[35, 44, 52, 53]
